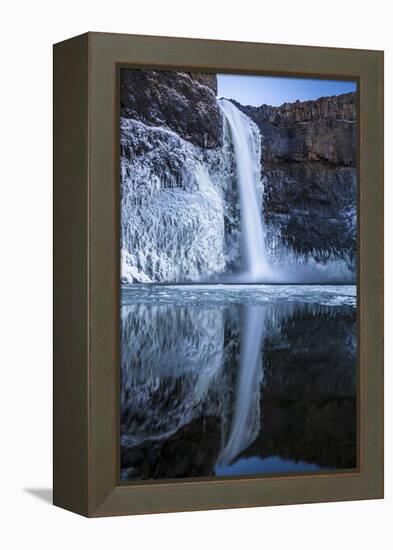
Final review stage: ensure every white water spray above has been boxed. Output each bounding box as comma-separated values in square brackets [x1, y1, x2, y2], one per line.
[220, 99, 271, 281]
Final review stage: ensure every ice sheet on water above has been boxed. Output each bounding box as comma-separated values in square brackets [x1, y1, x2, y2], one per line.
[121, 284, 357, 308]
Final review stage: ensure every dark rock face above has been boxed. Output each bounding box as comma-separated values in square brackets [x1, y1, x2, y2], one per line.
[235, 94, 356, 164]
[121, 69, 222, 148]
[233, 93, 357, 266]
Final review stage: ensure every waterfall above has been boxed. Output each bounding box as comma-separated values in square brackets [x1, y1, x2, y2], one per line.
[220, 99, 271, 282]
[120, 97, 355, 285]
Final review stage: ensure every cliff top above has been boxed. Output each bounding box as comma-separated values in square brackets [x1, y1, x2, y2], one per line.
[228, 91, 356, 124]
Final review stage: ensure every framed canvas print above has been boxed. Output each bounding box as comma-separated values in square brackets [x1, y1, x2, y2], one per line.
[53, 32, 384, 517]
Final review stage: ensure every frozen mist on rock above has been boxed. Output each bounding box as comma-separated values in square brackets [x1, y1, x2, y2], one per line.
[120, 119, 227, 284]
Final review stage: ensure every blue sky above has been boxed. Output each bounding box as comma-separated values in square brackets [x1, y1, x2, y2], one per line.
[217, 74, 357, 107]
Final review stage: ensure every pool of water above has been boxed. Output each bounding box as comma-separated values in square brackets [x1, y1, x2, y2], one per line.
[120, 284, 357, 481]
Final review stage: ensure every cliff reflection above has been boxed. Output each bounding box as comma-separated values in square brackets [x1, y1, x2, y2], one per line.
[120, 286, 356, 481]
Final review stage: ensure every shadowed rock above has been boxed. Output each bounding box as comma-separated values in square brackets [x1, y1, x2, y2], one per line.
[121, 69, 222, 148]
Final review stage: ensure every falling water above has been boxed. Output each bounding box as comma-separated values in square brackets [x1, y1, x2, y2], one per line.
[220, 99, 271, 281]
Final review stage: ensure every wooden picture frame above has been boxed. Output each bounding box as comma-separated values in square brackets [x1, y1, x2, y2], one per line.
[53, 32, 383, 517]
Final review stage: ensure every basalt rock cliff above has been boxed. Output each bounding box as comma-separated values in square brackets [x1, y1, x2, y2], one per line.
[233, 93, 357, 267]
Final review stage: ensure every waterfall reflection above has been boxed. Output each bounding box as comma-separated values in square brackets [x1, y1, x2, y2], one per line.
[120, 285, 357, 481]
[218, 306, 265, 466]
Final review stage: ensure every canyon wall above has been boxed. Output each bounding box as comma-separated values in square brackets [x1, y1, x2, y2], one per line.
[234, 93, 357, 268]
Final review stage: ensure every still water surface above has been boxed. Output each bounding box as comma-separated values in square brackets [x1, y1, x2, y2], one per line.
[120, 285, 357, 481]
